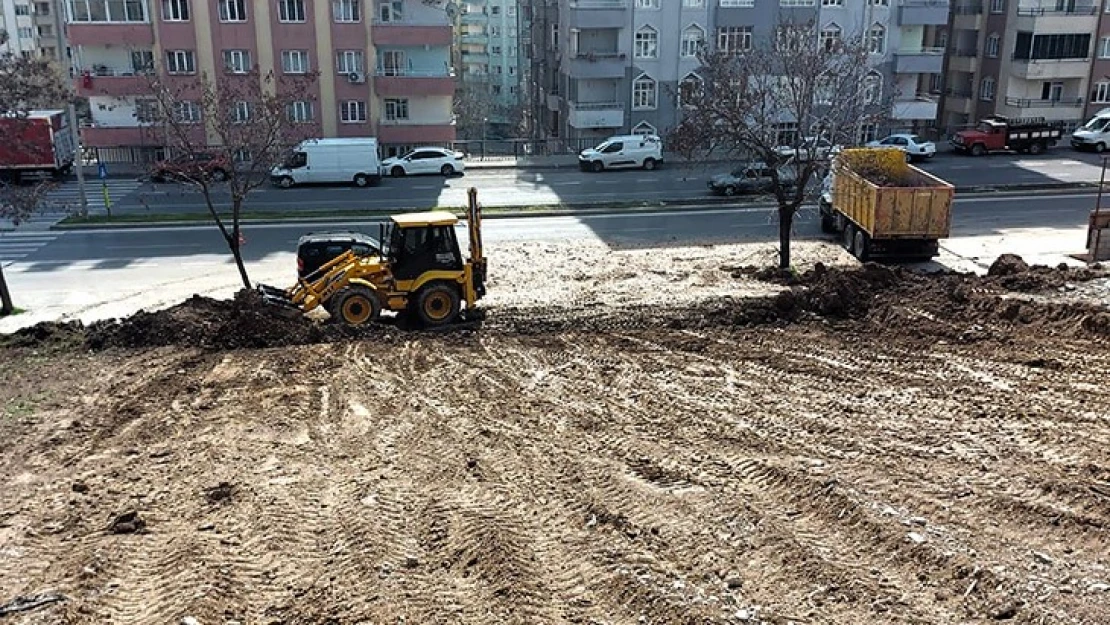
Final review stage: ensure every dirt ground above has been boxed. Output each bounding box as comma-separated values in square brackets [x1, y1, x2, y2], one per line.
[2, 241, 1110, 625]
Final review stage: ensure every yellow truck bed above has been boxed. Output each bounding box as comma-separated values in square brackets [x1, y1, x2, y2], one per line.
[833, 148, 955, 240]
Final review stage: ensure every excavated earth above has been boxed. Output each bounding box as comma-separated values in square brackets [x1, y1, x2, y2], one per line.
[1, 246, 1109, 625]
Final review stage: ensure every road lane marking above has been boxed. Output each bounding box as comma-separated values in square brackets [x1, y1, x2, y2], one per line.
[104, 243, 207, 250]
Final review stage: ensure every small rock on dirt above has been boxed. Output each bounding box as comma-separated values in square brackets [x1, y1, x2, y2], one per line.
[204, 482, 235, 504]
[71, 481, 89, 494]
[1089, 582, 1110, 592]
[1033, 551, 1052, 565]
[725, 576, 743, 589]
[108, 511, 146, 535]
[991, 601, 1021, 620]
[907, 532, 927, 544]
[181, 617, 200, 625]
[987, 254, 1030, 277]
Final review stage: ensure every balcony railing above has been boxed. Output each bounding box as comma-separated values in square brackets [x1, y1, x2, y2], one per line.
[1004, 96, 1084, 107]
[374, 67, 454, 77]
[572, 101, 622, 110]
[1015, 3, 1097, 15]
[953, 1, 983, 13]
[568, 0, 627, 7]
[953, 47, 980, 57]
[84, 64, 153, 76]
[574, 50, 625, 60]
[945, 86, 974, 98]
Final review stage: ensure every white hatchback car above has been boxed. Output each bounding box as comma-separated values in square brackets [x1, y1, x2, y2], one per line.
[381, 147, 466, 177]
[866, 134, 936, 161]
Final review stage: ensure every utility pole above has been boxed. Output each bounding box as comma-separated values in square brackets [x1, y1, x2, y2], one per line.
[52, 0, 87, 215]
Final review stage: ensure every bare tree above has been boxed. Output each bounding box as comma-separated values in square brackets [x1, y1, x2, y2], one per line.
[454, 81, 495, 142]
[668, 20, 887, 270]
[0, 30, 69, 315]
[138, 69, 318, 289]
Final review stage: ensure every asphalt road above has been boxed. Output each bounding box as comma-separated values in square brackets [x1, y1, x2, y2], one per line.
[43, 148, 1110, 216]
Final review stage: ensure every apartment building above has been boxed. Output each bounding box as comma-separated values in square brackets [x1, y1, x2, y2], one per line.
[1085, 3, 1110, 119]
[2, 0, 59, 59]
[66, 0, 456, 156]
[455, 0, 525, 135]
[526, 0, 948, 145]
[940, 0, 1099, 132]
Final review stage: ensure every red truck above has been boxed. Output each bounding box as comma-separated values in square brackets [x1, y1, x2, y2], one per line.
[950, 115, 1062, 156]
[0, 110, 76, 183]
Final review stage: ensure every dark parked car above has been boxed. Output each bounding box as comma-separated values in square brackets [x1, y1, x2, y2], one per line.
[707, 162, 797, 196]
[150, 152, 231, 183]
[296, 231, 380, 277]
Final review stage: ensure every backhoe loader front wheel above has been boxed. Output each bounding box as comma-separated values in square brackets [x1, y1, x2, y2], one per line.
[415, 283, 461, 327]
[333, 286, 381, 326]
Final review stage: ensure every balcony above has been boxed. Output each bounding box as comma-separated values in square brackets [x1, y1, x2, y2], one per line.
[66, 22, 154, 46]
[460, 50, 490, 64]
[893, 95, 940, 120]
[948, 49, 980, 73]
[460, 33, 488, 44]
[895, 48, 945, 73]
[567, 52, 627, 79]
[567, 0, 627, 29]
[1015, 1, 1097, 15]
[1011, 57, 1091, 79]
[898, 0, 950, 25]
[75, 66, 151, 97]
[372, 21, 452, 46]
[568, 101, 624, 129]
[460, 10, 487, 23]
[374, 68, 455, 97]
[952, 0, 982, 12]
[1002, 96, 1084, 117]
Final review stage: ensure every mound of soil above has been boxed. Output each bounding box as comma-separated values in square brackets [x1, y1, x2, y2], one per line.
[988, 254, 1030, 277]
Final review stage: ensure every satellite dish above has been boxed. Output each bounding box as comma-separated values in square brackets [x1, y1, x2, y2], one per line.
[444, 1, 458, 19]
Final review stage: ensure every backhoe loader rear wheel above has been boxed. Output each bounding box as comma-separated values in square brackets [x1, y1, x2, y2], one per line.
[333, 286, 381, 326]
[415, 283, 461, 327]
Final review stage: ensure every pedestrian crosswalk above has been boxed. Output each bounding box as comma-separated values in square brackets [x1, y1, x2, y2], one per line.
[0, 231, 59, 263]
[44, 179, 145, 216]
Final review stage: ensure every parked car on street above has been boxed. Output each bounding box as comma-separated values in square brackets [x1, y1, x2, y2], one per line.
[151, 151, 230, 183]
[707, 162, 797, 196]
[1071, 108, 1110, 152]
[381, 147, 465, 177]
[296, 231, 380, 278]
[866, 134, 936, 161]
[578, 134, 664, 172]
[774, 136, 841, 162]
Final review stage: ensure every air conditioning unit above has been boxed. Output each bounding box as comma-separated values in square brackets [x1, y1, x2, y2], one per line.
[348, 71, 366, 84]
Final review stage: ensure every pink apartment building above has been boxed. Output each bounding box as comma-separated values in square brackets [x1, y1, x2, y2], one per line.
[66, 0, 456, 157]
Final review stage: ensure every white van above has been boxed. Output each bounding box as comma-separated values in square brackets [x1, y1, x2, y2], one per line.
[271, 137, 381, 188]
[578, 134, 664, 172]
[1071, 108, 1110, 153]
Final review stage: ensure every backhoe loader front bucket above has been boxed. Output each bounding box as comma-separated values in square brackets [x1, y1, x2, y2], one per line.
[256, 283, 302, 314]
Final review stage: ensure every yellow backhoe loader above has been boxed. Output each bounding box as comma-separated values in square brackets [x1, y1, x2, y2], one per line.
[258, 187, 487, 326]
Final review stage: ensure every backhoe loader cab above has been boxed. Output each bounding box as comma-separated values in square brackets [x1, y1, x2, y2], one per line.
[258, 188, 487, 327]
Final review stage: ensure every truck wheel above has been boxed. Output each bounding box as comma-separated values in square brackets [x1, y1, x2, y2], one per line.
[843, 224, 856, 255]
[853, 230, 871, 262]
[1029, 141, 1045, 155]
[642, 158, 657, 171]
[591, 160, 604, 173]
[970, 144, 986, 157]
[277, 176, 294, 189]
[353, 173, 370, 187]
[415, 283, 461, 327]
[333, 286, 381, 326]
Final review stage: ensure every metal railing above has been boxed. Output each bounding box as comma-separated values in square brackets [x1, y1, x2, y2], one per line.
[568, 0, 628, 8]
[952, 1, 983, 12]
[83, 65, 150, 77]
[1016, 3, 1098, 14]
[1004, 96, 1084, 107]
[945, 86, 974, 98]
[373, 67, 454, 77]
[1011, 55, 1091, 62]
[569, 101, 623, 110]
[897, 46, 946, 55]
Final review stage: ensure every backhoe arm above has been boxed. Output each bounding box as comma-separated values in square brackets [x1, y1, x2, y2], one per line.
[467, 187, 487, 297]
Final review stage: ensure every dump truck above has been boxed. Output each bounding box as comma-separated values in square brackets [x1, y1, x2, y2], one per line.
[819, 148, 955, 261]
[258, 187, 487, 326]
[0, 110, 75, 183]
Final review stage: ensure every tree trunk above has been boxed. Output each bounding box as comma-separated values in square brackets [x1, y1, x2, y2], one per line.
[778, 206, 795, 270]
[229, 226, 251, 291]
[0, 263, 14, 315]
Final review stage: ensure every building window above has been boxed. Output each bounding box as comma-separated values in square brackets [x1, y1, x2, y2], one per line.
[135, 98, 159, 123]
[162, 0, 188, 21]
[633, 121, 657, 135]
[37, 25, 53, 37]
[336, 49, 364, 74]
[281, 50, 309, 74]
[173, 100, 201, 123]
[929, 73, 943, 93]
[1099, 36, 1110, 58]
[681, 25, 705, 57]
[679, 73, 702, 105]
[980, 76, 995, 101]
[278, 0, 305, 22]
[990, 0, 1004, 12]
[636, 0, 660, 7]
[131, 50, 154, 72]
[858, 123, 878, 144]
[17, 27, 34, 39]
[380, 49, 405, 75]
[341, 100, 367, 123]
[379, 0, 402, 21]
[40, 47, 57, 58]
[551, 23, 559, 48]
[1014, 32, 1091, 60]
[384, 98, 409, 120]
[166, 49, 196, 74]
[633, 74, 657, 110]
[223, 49, 251, 73]
[1042, 80, 1063, 101]
[821, 23, 842, 51]
[719, 0, 752, 5]
[14, 3, 30, 14]
[684, 0, 704, 6]
[288, 100, 313, 122]
[230, 100, 251, 123]
[490, 25, 501, 37]
[219, 0, 246, 21]
[718, 26, 752, 53]
[869, 0, 889, 5]
[776, 122, 798, 146]
[822, 0, 843, 5]
[986, 33, 1000, 57]
[863, 72, 882, 104]
[1093, 82, 1110, 102]
[867, 23, 885, 54]
[333, 0, 359, 21]
[491, 4, 500, 13]
[635, 26, 659, 58]
[67, 0, 148, 22]
[36, 1, 49, 15]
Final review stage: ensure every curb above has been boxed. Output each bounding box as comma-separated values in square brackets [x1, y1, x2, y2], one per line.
[47, 183, 1098, 231]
